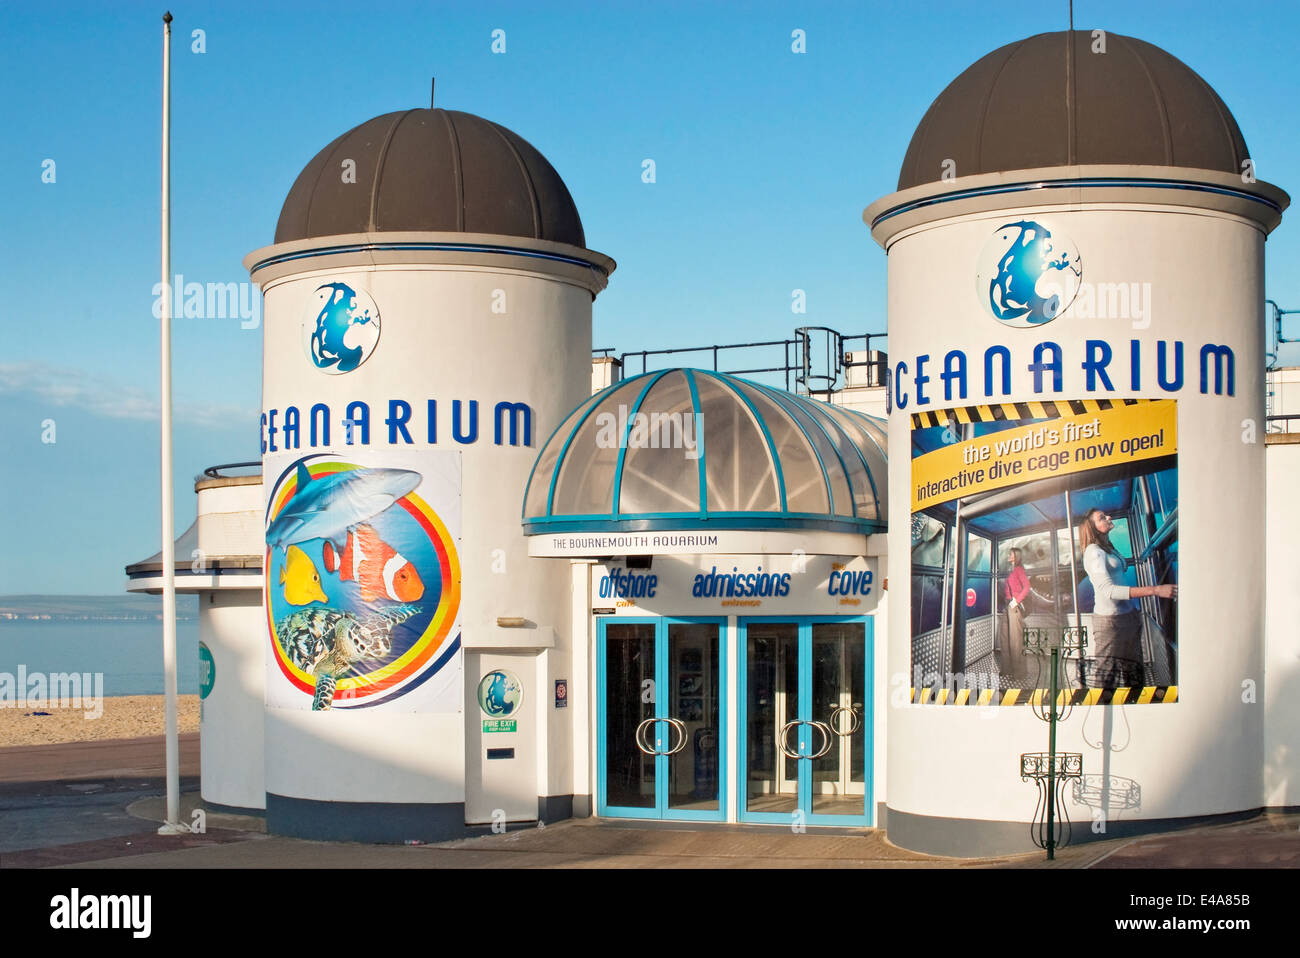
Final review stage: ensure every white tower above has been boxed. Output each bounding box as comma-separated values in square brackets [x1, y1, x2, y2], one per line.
[245, 103, 614, 840]
[864, 31, 1287, 855]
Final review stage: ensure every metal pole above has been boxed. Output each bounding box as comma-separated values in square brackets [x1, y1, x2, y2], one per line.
[157, 10, 185, 835]
[1046, 645, 1059, 860]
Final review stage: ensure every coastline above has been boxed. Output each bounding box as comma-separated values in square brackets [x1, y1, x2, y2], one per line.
[0, 694, 199, 748]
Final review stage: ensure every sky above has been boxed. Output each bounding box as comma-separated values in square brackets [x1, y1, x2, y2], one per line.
[2, 0, 1298, 594]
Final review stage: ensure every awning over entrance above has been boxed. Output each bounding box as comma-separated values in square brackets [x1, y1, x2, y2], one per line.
[522, 369, 888, 555]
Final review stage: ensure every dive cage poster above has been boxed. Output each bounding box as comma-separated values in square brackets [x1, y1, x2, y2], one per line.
[263, 447, 463, 712]
[909, 398, 1179, 705]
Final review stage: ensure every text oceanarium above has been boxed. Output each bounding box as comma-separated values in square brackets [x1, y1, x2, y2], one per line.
[891, 339, 1237, 408]
[261, 397, 535, 452]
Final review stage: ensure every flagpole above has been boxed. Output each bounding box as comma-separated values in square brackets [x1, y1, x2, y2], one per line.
[158, 9, 186, 835]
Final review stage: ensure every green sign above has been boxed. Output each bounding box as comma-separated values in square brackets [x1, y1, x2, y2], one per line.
[482, 719, 517, 733]
[198, 642, 215, 700]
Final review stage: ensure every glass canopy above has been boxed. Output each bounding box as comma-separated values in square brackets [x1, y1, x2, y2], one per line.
[522, 369, 888, 535]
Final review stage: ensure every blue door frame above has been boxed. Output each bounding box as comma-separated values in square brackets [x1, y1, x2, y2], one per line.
[737, 616, 873, 827]
[596, 616, 728, 822]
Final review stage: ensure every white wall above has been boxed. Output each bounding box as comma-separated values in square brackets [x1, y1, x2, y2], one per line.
[199, 590, 266, 810]
[1264, 439, 1300, 808]
[884, 204, 1268, 831]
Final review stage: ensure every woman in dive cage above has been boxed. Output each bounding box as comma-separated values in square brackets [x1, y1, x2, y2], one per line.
[1078, 508, 1177, 688]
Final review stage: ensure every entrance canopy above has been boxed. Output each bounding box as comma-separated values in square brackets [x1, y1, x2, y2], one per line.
[522, 369, 887, 555]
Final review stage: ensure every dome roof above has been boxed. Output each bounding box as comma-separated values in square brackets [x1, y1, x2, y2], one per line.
[522, 370, 889, 535]
[275, 108, 587, 247]
[898, 30, 1249, 190]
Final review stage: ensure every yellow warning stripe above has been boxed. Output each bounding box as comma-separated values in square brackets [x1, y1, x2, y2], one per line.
[909, 685, 1176, 705]
[910, 398, 1149, 430]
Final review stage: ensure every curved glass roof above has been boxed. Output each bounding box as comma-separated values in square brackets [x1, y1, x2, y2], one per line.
[522, 369, 888, 535]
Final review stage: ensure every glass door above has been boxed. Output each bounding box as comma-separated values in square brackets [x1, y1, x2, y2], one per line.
[597, 617, 726, 821]
[740, 617, 871, 826]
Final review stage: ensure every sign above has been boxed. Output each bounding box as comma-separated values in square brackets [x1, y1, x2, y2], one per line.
[909, 398, 1179, 706]
[477, 669, 523, 718]
[912, 399, 1176, 511]
[482, 719, 517, 733]
[264, 449, 463, 713]
[530, 528, 869, 558]
[555, 679, 568, 709]
[591, 553, 880, 615]
[198, 642, 215, 700]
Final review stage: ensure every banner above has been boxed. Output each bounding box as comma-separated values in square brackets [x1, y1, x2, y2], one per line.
[909, 399, 1179, 705]
[263, 449, 462, 712]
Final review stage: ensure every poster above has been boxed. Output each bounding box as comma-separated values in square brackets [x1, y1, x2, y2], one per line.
[263, 449, 462, 712]
[909, 399, 1178, 705]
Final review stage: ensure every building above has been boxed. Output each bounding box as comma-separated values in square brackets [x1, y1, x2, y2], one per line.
[128, 29, 1300, 855]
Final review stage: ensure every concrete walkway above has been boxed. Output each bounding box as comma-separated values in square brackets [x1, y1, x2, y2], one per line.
[1, 736, 1296, 869]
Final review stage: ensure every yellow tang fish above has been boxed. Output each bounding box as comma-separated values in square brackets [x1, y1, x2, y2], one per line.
[279, 544, 328, 606]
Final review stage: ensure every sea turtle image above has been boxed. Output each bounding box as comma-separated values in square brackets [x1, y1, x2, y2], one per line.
[275, 605, 419, 710]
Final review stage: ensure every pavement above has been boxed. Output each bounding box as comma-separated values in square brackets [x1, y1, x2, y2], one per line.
[1, 735, 1297, 869]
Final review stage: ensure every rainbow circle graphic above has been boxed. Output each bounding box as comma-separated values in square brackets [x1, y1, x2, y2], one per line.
[264, 456, 461, 709]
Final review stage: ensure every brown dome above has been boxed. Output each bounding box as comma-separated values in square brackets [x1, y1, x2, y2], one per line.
[898, 31, 1249, 190]
[275, 108, 586, 247]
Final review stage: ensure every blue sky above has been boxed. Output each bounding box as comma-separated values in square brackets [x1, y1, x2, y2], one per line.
[2, 0, 1298, 593]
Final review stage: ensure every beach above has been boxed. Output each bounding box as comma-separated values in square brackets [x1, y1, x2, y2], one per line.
[0, 694, 199, 748]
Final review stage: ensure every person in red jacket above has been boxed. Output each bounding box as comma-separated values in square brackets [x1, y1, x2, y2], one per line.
[1002, 548, 1031, 682]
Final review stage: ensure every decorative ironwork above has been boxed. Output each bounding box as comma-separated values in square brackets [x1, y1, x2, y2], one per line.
[1020, 751, 1083, 853]
[1017, 626, 1088, 859]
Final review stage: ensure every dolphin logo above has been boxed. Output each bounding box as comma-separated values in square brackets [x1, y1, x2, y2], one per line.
[266, 461, 421, 553]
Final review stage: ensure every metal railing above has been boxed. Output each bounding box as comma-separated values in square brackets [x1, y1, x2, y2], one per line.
[1267, 414, 1300, 434]
[200, 461, 261, 479]
[600, 327, 887, 397]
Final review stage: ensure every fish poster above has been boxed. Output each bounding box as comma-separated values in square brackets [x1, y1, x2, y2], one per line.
[263, 449, 462, 712]
[909, 399, 1179, 705]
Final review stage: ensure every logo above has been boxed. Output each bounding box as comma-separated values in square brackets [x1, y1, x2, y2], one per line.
[198, 643, 215, 700]
[303, 282, 380, 373]
[976, 220, 1082, 328]
[478, 669, 524, 717]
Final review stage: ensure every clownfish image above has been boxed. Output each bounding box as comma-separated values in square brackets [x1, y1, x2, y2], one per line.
[279, 545, 329, 606]
[322, 524, 425, 604]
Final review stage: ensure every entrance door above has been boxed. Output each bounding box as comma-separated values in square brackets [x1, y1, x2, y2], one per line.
[597, 617, 726, 821]
[740, 618, 871, 825]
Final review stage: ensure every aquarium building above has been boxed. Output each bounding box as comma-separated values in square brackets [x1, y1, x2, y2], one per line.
[129, 29, 1300, 855]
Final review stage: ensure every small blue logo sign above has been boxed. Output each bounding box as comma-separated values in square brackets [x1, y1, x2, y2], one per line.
[477, 669, 524, 718]
[976, 220, 1082, 328]
[302, 282, 381, 373]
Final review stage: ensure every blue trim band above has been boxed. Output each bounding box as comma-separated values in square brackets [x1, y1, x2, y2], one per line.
[249, 241, 608, 276]
[870, 176, 1283, 228]
[523, 514, 884, 535]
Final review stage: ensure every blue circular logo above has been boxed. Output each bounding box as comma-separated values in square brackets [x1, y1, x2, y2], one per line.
[477, 669, 523, 717]
[302, 282, 381, 373]
[976, 220, 1082, 328]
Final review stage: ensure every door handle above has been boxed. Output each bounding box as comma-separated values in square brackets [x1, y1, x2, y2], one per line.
[664, 717, 689, 755]
[778, 720, 803, 759]
[830, 705, 861, 736]
[809, 721, 834, 759]
[634, 717, 659, 755]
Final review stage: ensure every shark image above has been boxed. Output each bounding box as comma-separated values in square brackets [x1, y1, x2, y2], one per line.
[266, 461, 422, 553]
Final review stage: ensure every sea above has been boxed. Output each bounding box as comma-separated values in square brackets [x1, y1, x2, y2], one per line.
[0, 598, 202, 697]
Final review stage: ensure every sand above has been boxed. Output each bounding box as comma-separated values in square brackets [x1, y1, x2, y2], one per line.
[0, 694, 200, 747]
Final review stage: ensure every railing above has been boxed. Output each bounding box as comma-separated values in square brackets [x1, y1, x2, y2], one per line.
[1267, 414, 1300, 434]
[601, 328, 888, 396]
[201, 461, 262, 479]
